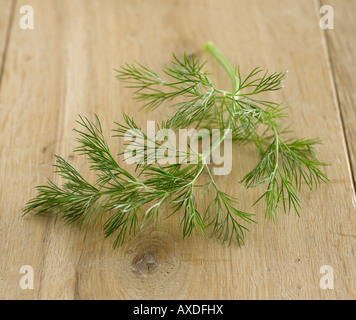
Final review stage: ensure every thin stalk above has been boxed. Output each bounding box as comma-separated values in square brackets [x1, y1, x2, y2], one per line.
[204, 41, 239, 92]
[203, 41, 240, 159]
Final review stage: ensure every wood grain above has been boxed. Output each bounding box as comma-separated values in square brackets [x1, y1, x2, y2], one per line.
[320, 0, 356, 189]
[0, 0, 355, 300]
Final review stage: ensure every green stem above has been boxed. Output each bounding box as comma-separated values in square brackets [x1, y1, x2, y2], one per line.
[204, 41, 239, 93]
[202, 41, 240, 159]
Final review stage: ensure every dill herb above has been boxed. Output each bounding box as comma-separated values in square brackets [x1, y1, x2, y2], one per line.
[23, 42, 328, 247]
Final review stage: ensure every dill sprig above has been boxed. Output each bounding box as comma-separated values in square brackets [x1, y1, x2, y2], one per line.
[23, 41, 328, 247]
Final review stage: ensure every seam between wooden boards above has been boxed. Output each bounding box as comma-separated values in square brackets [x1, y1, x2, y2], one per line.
[315, 0, 356, 207]
[0, 0, 16, 92]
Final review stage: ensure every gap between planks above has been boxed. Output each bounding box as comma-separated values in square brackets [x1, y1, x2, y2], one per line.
[0, 0, 16, 91]
[315, 0, 356, 207]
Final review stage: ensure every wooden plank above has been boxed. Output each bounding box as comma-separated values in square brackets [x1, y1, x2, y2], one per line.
[0, 0, 71, 299]
[0, 0, 355, 300]
[320, 0, 356, 189]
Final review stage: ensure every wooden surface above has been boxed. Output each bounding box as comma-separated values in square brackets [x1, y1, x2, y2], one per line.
[0, 0, 355, 300]
[321, 0, 356, 189]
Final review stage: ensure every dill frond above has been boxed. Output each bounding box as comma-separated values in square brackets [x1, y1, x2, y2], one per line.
[23, 42, 328, 247]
